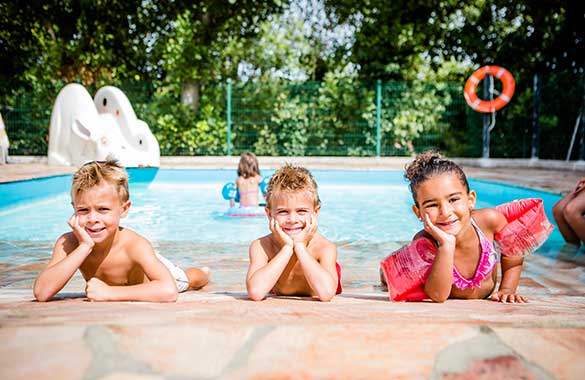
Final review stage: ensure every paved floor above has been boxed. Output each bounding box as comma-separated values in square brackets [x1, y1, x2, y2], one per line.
[1, 157, 585, 380]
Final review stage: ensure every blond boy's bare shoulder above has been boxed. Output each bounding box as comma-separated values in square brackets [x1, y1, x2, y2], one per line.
[119, 228, 154, 255]
[311, 233, 337, 254]
[250, 233, 274, 253]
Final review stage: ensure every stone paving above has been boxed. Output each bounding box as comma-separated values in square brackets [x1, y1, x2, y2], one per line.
[1, 157, 585, 380]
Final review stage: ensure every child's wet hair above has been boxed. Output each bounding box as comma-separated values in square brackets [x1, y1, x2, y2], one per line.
[237, 152, 260, 178]
[71, 158, 129, 203]
[405, 151, 469, 204]
[265, 163, 320, 209]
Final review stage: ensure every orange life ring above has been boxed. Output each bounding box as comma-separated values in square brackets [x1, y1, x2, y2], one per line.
[464, 65, 515, 113]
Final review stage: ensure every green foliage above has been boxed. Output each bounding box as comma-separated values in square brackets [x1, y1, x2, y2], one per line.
[137, 84, 227, 155]
[1, 0, 582, 159]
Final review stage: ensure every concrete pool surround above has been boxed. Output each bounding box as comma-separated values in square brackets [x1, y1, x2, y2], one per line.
[0, 156, 584, 380]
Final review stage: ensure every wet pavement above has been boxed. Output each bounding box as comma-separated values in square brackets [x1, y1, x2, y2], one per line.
[1, 157, 585, 380]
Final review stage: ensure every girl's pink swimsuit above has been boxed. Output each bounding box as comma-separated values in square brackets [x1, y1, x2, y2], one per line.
[380, 198, 553, 301]
[238, 189, 258, 207]
[452, 219, 499, 290]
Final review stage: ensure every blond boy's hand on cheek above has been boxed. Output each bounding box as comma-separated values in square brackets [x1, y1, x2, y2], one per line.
[68, 214, 95, 250]
[294, 214, 318, 246]
[270, 218, 293, 248]
[86, 277, 110, 301]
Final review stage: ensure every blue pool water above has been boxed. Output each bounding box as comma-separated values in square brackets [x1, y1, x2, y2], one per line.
[0, 169, 566, 290]
[0, 169, 564, 245]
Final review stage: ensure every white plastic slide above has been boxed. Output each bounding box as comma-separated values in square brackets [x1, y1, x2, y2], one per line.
[48, 83, 160, 167]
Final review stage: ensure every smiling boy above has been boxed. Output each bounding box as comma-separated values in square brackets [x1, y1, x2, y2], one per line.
[246, 163, 342, 302]
[33, 159, 209, 302]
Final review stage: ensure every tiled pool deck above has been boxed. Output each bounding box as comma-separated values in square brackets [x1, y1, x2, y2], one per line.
[1, 156, 585, 380]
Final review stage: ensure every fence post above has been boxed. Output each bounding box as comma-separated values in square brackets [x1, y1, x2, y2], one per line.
[531, 72, 540, 160]
[226, 79, 232, 156]
[376, 79, 382, 157]
[482, 74, 491, 159]
[579, 72, 585, 161]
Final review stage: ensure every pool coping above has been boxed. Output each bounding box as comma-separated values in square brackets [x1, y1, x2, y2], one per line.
[2, 156, 584, 194]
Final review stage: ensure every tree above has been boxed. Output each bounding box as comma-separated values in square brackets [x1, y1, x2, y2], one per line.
[157, 0, 285, 113]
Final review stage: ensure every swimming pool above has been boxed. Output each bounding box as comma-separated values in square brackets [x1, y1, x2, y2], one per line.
[0, 169, 564, 290]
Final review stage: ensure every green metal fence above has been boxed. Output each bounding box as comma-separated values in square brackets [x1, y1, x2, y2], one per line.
[227, 79, 467, 157]
[1, 73, 582, 159]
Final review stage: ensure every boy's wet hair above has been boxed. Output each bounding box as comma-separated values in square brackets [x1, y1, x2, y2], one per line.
[71, 158, 129, 203]
[405, 151, 469, 205]
[237, 152, 260, 178]
[265, 163, 320, 209]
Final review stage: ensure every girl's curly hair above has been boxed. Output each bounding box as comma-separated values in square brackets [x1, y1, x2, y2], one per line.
[405, 151, 469, 204]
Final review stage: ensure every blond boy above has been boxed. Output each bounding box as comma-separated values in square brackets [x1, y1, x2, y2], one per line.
[246, 163, 342, 302]
[33, 159, 209, 302]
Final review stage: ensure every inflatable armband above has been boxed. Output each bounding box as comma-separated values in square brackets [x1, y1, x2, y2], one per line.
[222, 182, 238, 200]
[495, 198, 553, 257]
[260, 176, 270, 195]
[380, 238, 436, 301]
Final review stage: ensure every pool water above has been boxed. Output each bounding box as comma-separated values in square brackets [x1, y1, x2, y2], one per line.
[0, 169, 565, 291]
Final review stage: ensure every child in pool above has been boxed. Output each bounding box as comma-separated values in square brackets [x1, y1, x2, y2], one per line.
[382, 151, 527, 303]
[552, 176, 585, 247]
[33, 159, 210, 302]
[231, 152, 263, 208]
[246, 163, 342, 302]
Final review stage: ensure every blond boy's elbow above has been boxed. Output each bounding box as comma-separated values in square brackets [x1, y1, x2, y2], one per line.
[318, 286, 336, 302]
[160, 284, 179, 303]
[249, 293, 265, 302]
[34, 290, 51, 302]
[33, 281, 51, 302]
[426, 290, 448, 303]
[246, 284, 266, 301]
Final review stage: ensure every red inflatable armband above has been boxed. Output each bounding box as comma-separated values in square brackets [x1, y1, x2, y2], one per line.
[495, 198, 553, 257]
[380, 237, 436, 301]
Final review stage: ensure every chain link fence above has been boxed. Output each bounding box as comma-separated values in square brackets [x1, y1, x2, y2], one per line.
[2, 72, 582, 159]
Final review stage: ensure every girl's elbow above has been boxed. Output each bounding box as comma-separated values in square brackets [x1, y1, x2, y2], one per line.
[425, 288, 449, 303]
[430, 295, 448, 303]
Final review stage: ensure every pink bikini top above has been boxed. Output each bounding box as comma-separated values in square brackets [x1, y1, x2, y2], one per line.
[452, 219, 499, 290]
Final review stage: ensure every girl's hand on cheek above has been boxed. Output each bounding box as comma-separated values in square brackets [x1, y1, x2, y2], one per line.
[423, 213, 455, 248]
